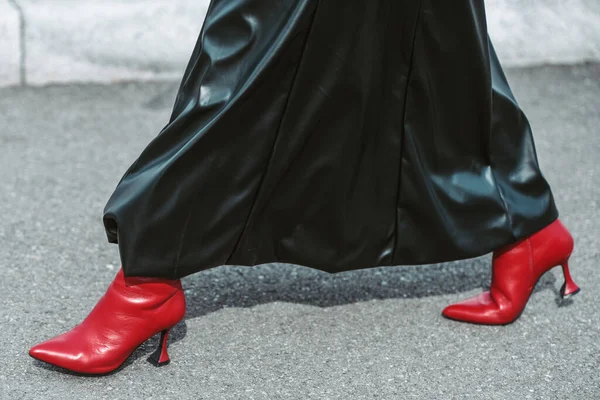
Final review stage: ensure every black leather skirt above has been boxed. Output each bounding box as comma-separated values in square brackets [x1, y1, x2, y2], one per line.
[103, 0, 558, 278]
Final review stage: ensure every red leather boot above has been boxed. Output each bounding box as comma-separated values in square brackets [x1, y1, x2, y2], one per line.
[29, 268, 186, 375]
[442, 219, 580, 325]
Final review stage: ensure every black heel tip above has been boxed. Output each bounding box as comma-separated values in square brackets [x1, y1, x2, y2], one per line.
[560, 285, 581, 299]
[147, 355, 170, 367]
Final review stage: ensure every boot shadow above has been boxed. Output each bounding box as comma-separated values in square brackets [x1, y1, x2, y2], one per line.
[180, 255, 573, 320]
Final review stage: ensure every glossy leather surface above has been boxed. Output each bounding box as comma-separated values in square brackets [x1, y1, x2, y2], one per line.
[442, 219, 575, 325]
[29, 269, 185, 374]
[103, 0, 558, 279]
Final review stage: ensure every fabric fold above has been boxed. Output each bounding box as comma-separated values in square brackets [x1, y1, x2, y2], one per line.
[104, 0, 558, 278]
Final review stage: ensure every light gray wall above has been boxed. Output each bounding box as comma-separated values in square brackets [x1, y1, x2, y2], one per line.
[1, 1, 21, 86]
[1, 0, 599, 87]
[486, 0, 600, 66]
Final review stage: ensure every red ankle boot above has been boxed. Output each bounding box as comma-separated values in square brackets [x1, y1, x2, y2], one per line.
[29, 268, 186, 375]
[442, 219, 580, 325]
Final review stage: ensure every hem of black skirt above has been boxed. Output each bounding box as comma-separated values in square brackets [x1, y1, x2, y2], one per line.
[115, 209, 559, 280]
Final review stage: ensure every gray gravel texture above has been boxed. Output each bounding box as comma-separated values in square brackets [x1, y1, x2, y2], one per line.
[0, 64, 598, 399]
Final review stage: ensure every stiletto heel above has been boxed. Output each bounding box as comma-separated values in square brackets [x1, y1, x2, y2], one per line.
[148, 329, 171, 367]
[559, 260, 581, 299]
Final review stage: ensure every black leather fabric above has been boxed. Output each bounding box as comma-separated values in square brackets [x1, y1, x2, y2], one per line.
[103, 0, 558, 279]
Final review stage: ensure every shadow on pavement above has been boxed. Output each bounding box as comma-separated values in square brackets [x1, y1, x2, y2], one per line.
[181, 257, 568, 317]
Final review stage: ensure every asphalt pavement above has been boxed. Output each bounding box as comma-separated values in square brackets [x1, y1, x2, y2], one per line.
[0, 64, 598, 399]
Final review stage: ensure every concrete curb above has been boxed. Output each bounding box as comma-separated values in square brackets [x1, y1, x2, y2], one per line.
[1, 0, 599, 88]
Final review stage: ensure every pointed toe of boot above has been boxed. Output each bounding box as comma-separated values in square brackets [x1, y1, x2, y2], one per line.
[441, 301, 481, 323]
[442, 292, 512, 325]
[441, 303, 469, 321]
[29, 335, 82, 370]
[29, 334, 117, 375]
[29, 342, 51, 362]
